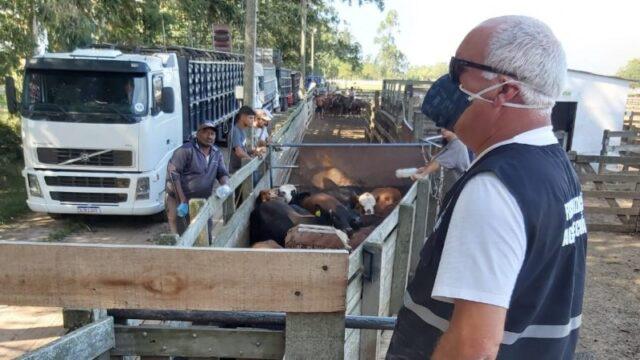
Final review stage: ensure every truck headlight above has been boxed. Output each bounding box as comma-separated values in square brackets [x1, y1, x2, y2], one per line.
[27, 174, 43, 197]
[136, 177, 150, 200]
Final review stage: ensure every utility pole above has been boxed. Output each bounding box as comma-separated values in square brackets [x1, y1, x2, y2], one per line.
[299, 0, 307, 91]
[310, 28, 316, 75]
[243, 0, 257, 108]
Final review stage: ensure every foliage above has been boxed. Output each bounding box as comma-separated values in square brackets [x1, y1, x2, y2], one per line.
[0, 111, 27, 225]
[406, 62, 448, 81]
[373, 9, 407, 78]
[0, 0, 388, 80]
[617, 58, 640, 87]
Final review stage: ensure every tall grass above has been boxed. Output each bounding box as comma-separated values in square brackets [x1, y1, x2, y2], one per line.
[0, 91, 28, 224]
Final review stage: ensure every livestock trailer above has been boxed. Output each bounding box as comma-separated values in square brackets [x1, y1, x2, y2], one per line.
[7, 96, 443, 359]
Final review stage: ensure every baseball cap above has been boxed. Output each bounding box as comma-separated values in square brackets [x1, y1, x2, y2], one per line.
[257, 109, 273, 122]
[197, 121, 217, 132]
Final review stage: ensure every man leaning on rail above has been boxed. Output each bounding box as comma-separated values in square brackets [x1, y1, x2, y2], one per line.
[165, 121, 232, 235]
[386, 16, 587, 360]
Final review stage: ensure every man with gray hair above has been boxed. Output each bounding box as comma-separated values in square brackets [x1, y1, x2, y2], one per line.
[387, 16, 587, 359]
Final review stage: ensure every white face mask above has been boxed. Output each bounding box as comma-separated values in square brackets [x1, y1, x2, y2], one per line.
[459, 80, 549, 109]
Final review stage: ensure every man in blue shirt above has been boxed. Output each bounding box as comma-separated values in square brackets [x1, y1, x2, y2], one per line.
[165, 121, 230, 234]
[230, 105, 261, 173]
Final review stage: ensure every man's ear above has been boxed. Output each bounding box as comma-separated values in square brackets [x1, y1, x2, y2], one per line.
[494, 81, 520, 107]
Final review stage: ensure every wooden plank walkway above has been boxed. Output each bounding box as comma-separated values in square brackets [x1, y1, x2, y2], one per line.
[0, 306, 64, 359]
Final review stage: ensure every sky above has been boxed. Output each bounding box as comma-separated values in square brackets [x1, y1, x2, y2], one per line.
[334, 0, 640, 76]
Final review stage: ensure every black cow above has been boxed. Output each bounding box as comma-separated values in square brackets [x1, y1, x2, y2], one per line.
[296, 192, 362, 234]
[249, 199, 328, 247]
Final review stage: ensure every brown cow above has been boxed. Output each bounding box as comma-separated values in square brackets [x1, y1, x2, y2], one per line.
[251, 240, 283, 249]
[371, 187, 402, 216]
[349, 226, 376, 250]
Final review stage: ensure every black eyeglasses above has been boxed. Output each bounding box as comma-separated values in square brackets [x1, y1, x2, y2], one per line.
[449, 57, 518, 84]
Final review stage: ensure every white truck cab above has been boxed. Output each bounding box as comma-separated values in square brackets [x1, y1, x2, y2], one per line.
[11, 47, 244, 216]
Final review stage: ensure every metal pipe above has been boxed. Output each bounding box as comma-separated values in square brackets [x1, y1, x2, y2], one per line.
[270, 165, 299, 169]
[107, 309, 396, 330]
[276, 142, 433, 148]
[268, 144, 274, 188]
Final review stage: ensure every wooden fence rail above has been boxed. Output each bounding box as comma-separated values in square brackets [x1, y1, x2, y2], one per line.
[180, 96, 313, 247]
[1, 242, 349, 358]
[571, 152, 640, 233]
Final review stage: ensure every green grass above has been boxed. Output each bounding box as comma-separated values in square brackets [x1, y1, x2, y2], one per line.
[0, 111, 28, 225]
[0, 163, 28, 225]
[46, 219, 86, 242]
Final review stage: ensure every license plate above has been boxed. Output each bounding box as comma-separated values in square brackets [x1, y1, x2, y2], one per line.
[77, 206, 101, 214]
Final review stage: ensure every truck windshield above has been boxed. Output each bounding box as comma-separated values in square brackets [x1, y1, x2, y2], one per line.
[22, 69, 148, 123]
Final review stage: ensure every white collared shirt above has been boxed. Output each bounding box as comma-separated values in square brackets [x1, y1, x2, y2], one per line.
[432, 126, 559, 308]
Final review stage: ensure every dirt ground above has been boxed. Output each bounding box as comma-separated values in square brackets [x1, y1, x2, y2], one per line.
[0, 212, 169, 245]
[576, 231, 640, 359]
[378, 231, 640, 360]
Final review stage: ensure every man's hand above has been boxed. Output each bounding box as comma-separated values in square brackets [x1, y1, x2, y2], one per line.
[432, 299, 506, 360]
[216, 184, 232, 199]
[176, 203, 189, 218]
[411, 166, 427, 181]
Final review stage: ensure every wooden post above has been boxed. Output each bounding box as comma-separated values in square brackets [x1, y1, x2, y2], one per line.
[285, 312, 345, 359]
[299, 0, 308, 91]
[240, 158, 254, 201]
[359, 241, 383, 359]
[409, 178, 429, 279]
[243, 0, 257, 109]
[599, 129, 609, 174]
[425, 176, 439, 236]
[390, 204, 415, 314]
[222, 193, 236, 223]
[21, 317, 114, 360]
[189, 198, 209, 247]
[310, 27, 316, 74]
[63, 309, 108, 332]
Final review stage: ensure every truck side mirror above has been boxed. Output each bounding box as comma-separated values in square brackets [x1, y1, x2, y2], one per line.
[161, 87, 174, 113]
[4, 76, 18, 115]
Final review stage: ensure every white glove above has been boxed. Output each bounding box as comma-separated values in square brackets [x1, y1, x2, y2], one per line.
[216, 184, 232, 199]
[395, 167, 419, 178]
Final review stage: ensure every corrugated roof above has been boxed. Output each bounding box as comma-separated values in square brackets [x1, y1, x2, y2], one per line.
[568, 69, 637, 83]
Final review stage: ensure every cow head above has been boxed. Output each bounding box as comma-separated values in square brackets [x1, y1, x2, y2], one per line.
[357, 192, 376, 215]
[278, 184, 297, 203]
[316, 205, 362, 236]
[258, 189, 279, 204]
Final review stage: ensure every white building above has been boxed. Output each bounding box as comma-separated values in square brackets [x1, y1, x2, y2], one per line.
[555, 70, 631, 155]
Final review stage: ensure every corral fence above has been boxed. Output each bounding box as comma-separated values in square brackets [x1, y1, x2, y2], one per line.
[570, 128, 640, 233]
[371, 79, 435, 143]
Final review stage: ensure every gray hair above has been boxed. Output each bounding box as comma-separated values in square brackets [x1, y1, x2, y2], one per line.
[482, 16, 567, 112]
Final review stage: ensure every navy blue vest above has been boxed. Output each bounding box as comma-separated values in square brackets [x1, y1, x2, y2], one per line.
[387, 143, 587, 360]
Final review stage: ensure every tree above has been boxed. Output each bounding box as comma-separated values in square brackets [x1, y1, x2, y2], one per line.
[406, 62, 448, 81]
[373, 9, 407, 78]
[617, 58, 640, 87]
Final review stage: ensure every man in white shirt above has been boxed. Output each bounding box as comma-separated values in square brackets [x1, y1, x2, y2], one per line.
[387, 16, 587, 360]
[253, 108, 272, 147]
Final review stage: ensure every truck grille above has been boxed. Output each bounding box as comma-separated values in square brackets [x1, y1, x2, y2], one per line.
[45, 176, 130, 188]
[50, 192, 127, 204]
[37, 148, 133, 167]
